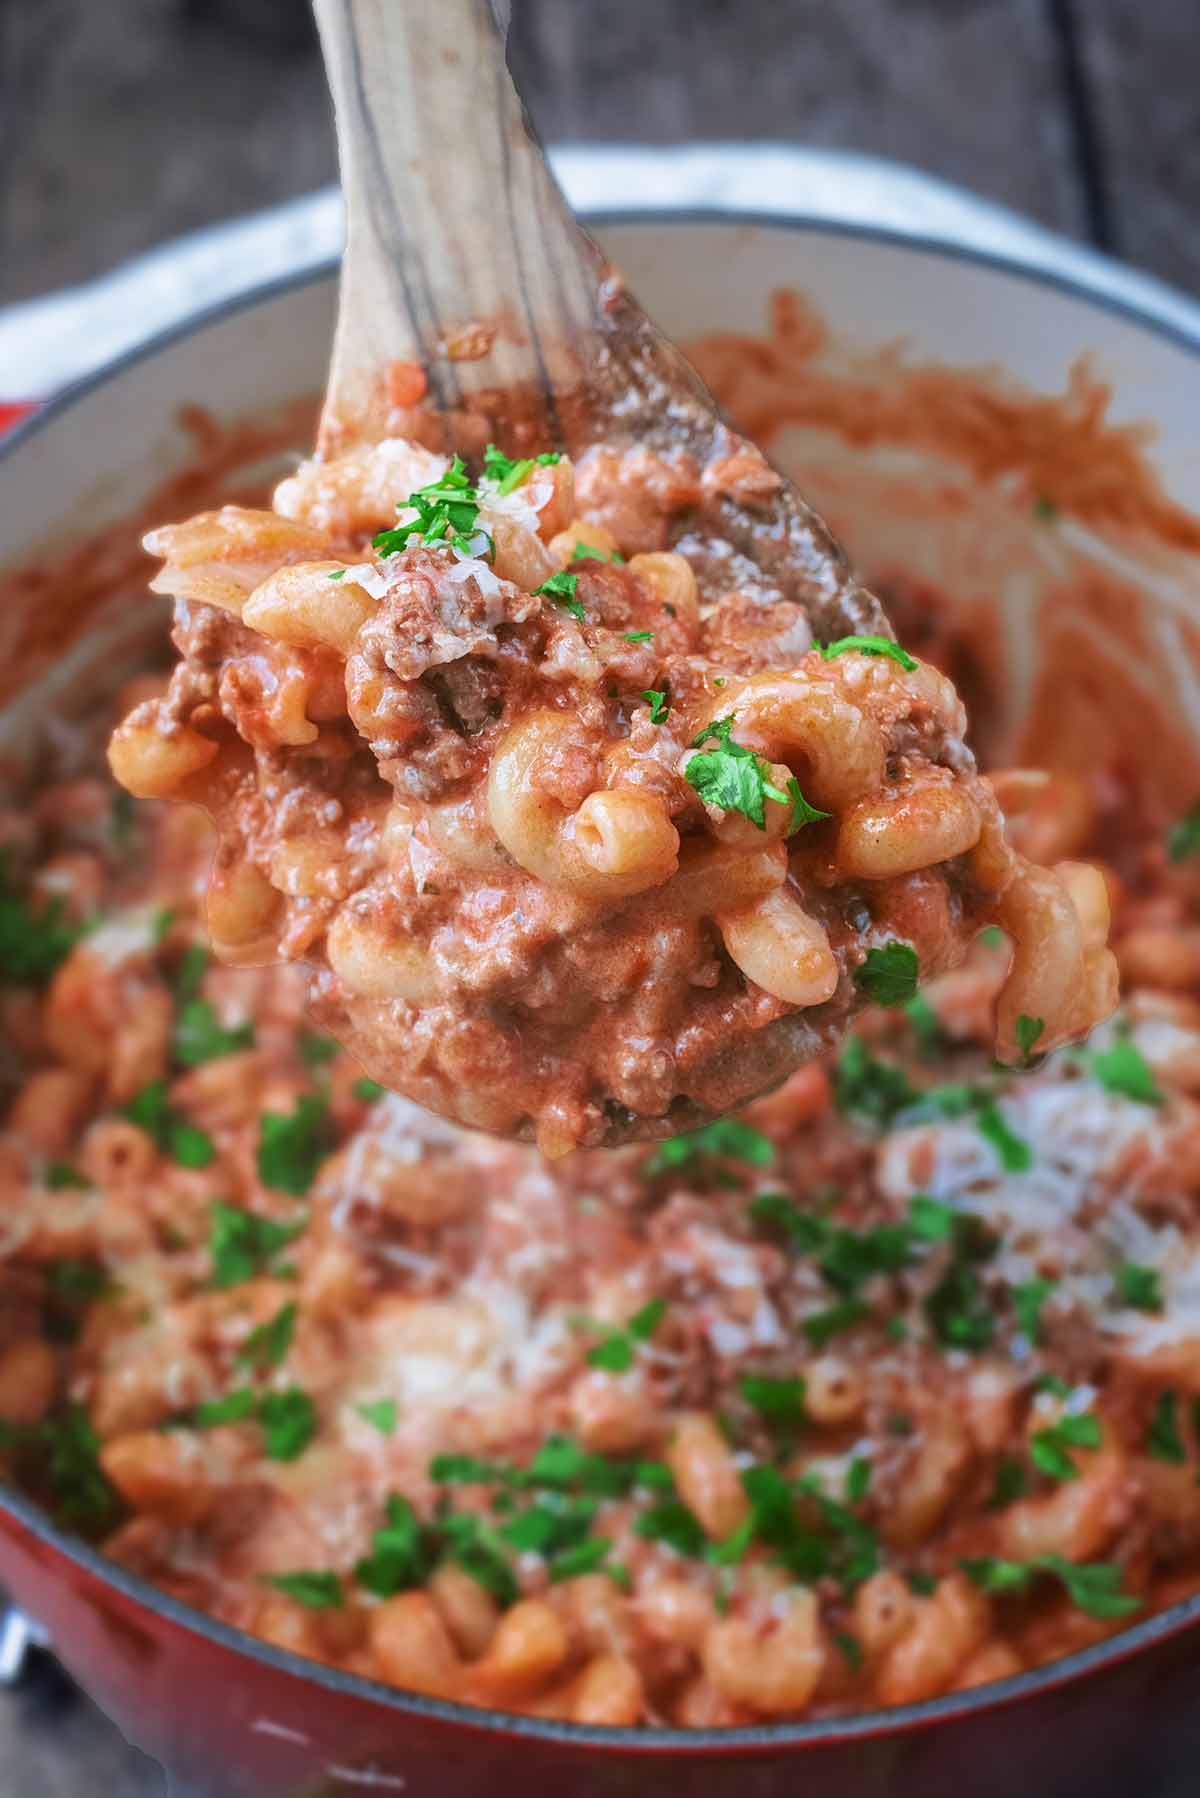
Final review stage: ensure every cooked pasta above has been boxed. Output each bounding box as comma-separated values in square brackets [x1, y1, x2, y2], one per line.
[108, 434, 1114, 1153]
[1, 726, 1199, 1727]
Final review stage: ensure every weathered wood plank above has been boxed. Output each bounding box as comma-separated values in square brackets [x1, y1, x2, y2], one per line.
[1078, 0, 1200, 298]
[509, 0, 1086, 239]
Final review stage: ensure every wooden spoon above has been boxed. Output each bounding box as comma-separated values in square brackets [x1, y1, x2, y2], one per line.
[311, 0, 887, 645]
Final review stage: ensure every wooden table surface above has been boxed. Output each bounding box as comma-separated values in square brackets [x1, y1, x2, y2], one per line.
[1, 0, 1197, 1790]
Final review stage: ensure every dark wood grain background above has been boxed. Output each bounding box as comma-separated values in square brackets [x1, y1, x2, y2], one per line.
[0, 0, 1197, 1790]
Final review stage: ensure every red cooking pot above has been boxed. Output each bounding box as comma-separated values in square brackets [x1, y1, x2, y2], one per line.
[4, 152, 1200, 1794]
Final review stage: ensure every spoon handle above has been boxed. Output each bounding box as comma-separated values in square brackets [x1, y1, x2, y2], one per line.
[313, 0, 600, 446]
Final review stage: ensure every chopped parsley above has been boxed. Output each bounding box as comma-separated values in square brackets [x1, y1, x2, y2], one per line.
[802, 1297, 869, 1347]
[0, 855, 84, 986]
[571, 542, 624, 565]
[908, 1194, 955, 1240]
[356, 1398, 398, 1436]
[327, 569, 346, 580]
[1147, 1391, 1186, 1464]
[46, 1260, 109, 1303]
[988, 1456, 1030, 1510]
[1167, 802, 1200, 864]
[1029, 1411, 1101, 1482]
[924, 1237, 996, 1352]
[44, 1160, 89, 1191]
[845, 1455, 872, 1503]
[236, 1302, 297, 1371]
[209, 1201, 304, 1289]
[585, 1297, 667, 1373]
[644, 1117, 773, 1177]
[352, 1077, 385, 1103]
[1032, 495, 1058, 522]
[150, 906, 177, 945]
[1114, 1260, 1162, 1312]
[355, 1494, 436, 1598]
[1011, 1276, 1057, 1344]
[191, 1389, 257, 1429]
[1091, 1036, 1163, 1106]
[962, 1553, 1139, 1620]
[173, 998, 254, 1067]
[739, 1373, 807, 1427]
[624, 630, 654, 644]
[373, 455, 492, 559]
[439, 1510, 518, 1604]
[261, 1570, 342, 1609]
[975, 1098, 1033, 1172]
[119, 1079, 215, 1169]
[257, 1388, 318, 1461]
[298, 1032, 340, 1068]
[686, 717, 789, 830]
[904, 993, 946, 1059]
[1015, 1014, 1045, 1064]
[819, 635, 917, 672]
[855, 941, 919, 1007]
[785, 778, 830, 833]
[834, 1035, 920, 1128]
[635, 1498, 708, 1558]
[835, 1630, 864, 1672]
[532, 571, 584, 621]
[257, 1095, 333, 1196]
[173, 943, 209, 1004]
[40, 1406, 121, 1533]
[642, 688, 669, 723]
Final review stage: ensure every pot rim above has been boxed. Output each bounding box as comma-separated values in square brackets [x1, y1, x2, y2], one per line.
[3, 187, 1200, 1752]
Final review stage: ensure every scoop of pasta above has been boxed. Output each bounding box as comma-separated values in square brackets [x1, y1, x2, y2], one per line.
[109, 434, 1117, 1155]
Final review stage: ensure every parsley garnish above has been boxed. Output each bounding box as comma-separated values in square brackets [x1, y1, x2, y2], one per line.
[642, 688, 669, 723]
[635, 1498, 708, 1558]
[739, 1373, 807, 1426]
[1030, 1411, 1100, 1482]
[373, 455, 492, 559]
[645, 1117, 773, 1177]
[119, 1079, 215, 1169]
[150, 907, 177, 945]
[439, 1510, 519, 1604]
[327, 569, 346, 580]
[1012, 1276, 1057, 1343]
[298, 1032, 340, 1068]
[1167, 802, 1200, 863]
[834, 1035, 920, 1128]
[533, 571, 584, 621]
[845, 1456, 872, 1503]
[236, 1302, 297, 1371]
[988, 1455, 1030, 1509]
[961, 1554, 1139, 1620]
[257, 1387, 317, 1461]
[624, 630, 654, 643]
[855, 942, 919, 1007]
[209, 1201, 304, 1289]
[571, 542, 624, 565]
[261, 1570, 342, 1609]
[44, 1161, 89, 1191]
[909, 1194, 954, 1239]
[976, 1099, 1033, 1172]
[785, 778, 830, 833]
[40, 1406, 121, 1533]
[1147, 1391, 1186, 1463]
[257, 1095, 333, 1196]
[47, 1260, 109, 1303]
[904, 993, 945, 1059]
[802, 1297, 869, 1347]
[0, 856, 84, 985]
[191, 1389, 257, 1428]
[924, 1249, 995, 1351]
[1114, 1260, 1162, 1312]
[819, 635, 917, 672]
[482, 444, 535, 495]
[1092, 1037, 1163, 1106]
[355, 1494, 436, 1597]
[173, 943, 208, 1003]
[173, 998, 254, 1067]
[585, 1297, 667, 1373]
[352, 1077, 385, 1103]
[1015, 1014, 1045, 1064]
[686, 717, 789, 830]
[356, 1398, 398, 1436]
